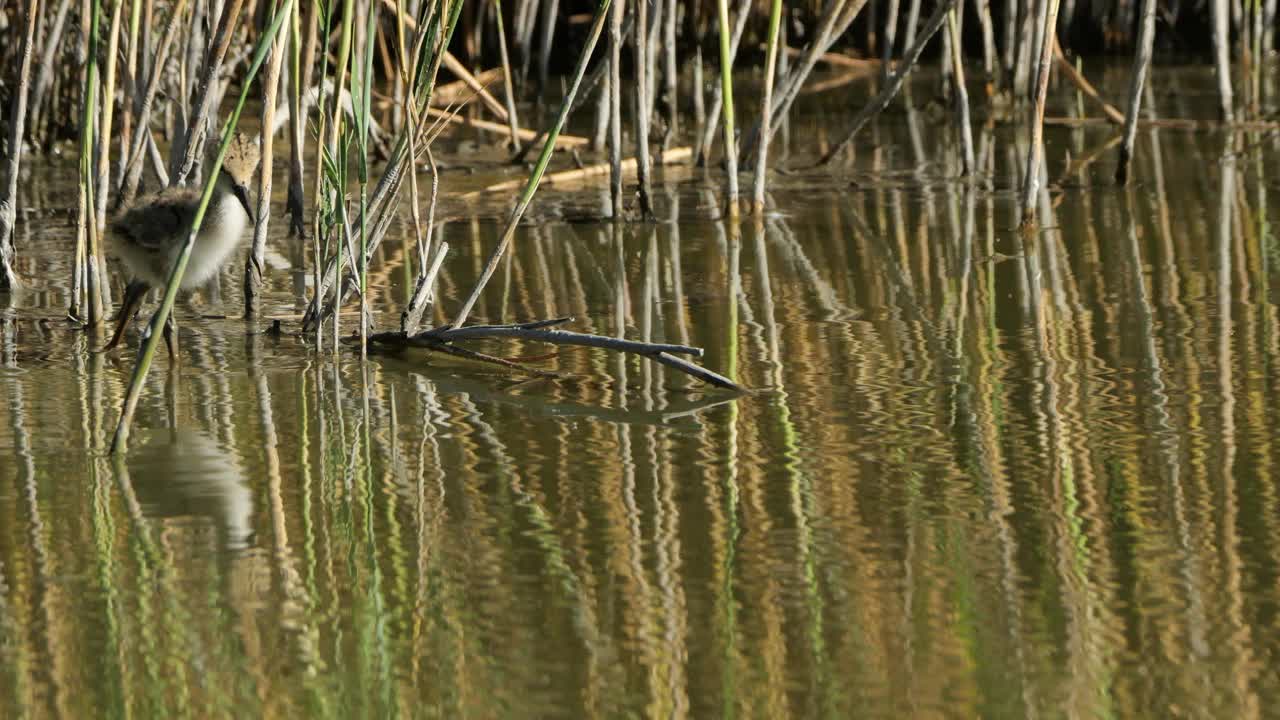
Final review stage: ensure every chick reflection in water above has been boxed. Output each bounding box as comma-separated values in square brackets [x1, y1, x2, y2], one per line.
[127, 429, 254, 552]
[102, 133, 260, 356]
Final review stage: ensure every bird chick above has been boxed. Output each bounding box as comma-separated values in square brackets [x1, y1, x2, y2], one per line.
[103, 132, 260, 354]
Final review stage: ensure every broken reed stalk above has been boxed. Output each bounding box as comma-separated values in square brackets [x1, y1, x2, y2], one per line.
[1115, 0, 1158, 185]
[111, 0, 293, 455]
[0, 0, 41, 290]
[818, 0, 956, 166]
[1018, 0, 1061, 231]
[714, 0, 740, 214]
[751, 0, 783, 213]
[446, 0, 612, 329]
[245, 0, 291, 318]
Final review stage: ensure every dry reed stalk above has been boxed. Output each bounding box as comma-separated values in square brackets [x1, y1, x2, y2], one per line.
[976, 0, 997, 94]
[946, 0, 974, 175]
[538, 0, 562, 93]
[607, 0, 623, 217]
[1019, 0, 1062, 231]
[1012, 0, 1034, 96]
[447, 0, 612, 330]
[423, 106, 588, 146]
[0, 0, 40, 290]
[633, 0, 653, 217]
[661, 0, 676, 143]
[491, 0, 522, 150]
[170, 0, 247, 186]
[401, 147, 444, 335]
[1052, 38, 1123, 123]
[73, 0, 105, 326]
[743, 0, 865, 163]
[245, 0, 291, 317]
[817, 0, 956, 166]
[1115, 0, 1157, 184]
[25, 0, 74, 145]
[116, 0, 143, 188]
[93, 0, 124, 240]
[752, 0, 782, 213]
[119, 0, 191, 205]
[880, 0, 900, 80]
[440, 51, 509, 119]
[903, 0, 921, 52]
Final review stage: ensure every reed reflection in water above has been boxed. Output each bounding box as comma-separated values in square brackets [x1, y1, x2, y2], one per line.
[3, 113, 1280, 717]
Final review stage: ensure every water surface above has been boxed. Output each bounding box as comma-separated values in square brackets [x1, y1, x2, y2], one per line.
[3, 69, 1280, 718]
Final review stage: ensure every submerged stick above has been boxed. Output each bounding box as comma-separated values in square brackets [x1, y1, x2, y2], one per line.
[1115, 0, 1158, 185]
[381, 320, 745, 390]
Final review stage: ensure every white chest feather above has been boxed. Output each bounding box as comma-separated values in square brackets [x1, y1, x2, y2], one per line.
[181, 193, 249, 288]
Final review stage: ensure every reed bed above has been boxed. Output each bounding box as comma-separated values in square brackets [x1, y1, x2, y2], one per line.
[1, 0, 1279, 446]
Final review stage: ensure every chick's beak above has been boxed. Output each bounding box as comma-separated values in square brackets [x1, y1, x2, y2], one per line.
[233, 182, 256, 224]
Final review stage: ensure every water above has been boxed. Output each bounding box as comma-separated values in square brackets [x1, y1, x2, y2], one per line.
[3, 69, 1280, 718]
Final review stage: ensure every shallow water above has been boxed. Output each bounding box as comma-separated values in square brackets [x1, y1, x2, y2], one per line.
[4, 68, 1280, 718]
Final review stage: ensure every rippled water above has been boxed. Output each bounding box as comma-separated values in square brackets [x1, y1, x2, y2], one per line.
[3, 69, 1280, 717]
